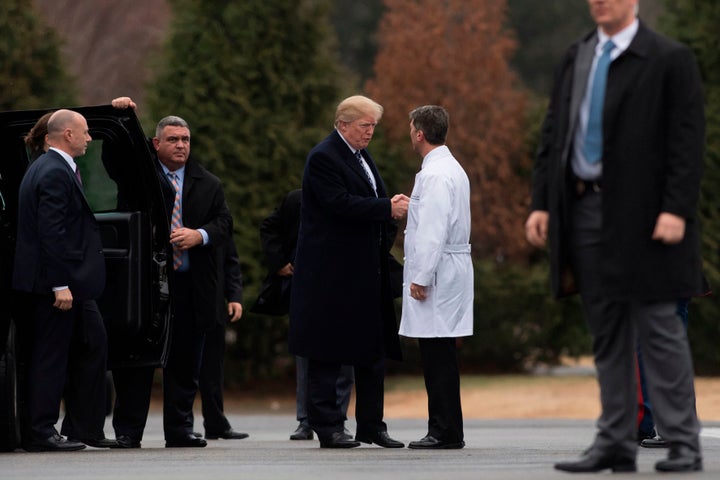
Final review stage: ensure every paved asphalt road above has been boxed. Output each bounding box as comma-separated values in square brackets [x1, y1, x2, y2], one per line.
[2, 415, 719, 479]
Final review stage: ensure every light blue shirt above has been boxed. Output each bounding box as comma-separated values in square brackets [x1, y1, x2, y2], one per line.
[572, 19, 638, 180]
[49, 146, 77, 173]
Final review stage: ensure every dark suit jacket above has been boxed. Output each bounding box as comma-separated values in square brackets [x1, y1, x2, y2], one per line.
[288, 130, 402, 363]
[531, 22, 705, 301]
[251, 189, 301, 316]
[13, 149, 105, 300]
[260, 189, 301, 275]
[217, 237, 242, 326]
[157, 157, 233, 331]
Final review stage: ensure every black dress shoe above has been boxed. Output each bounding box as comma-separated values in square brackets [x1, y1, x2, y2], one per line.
[165, 434, 208, 448]
[115, 435, 141, 449]
[407, 435, 464, 449]
[356, 431, 404, 448]
[554, 449, 636, 473]
[24, 433, 86, 452]
[640, 435, 668, 448]
[290, 424, 314, 440]
[69, 437, 120, 448]
[205, 428, 249, 440]
[319, 431, 361, 449]
[655, 444, 702, 472]
[637, 429, 655, 444]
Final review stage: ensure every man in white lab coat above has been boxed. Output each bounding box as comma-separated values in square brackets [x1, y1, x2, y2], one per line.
[400, 105, 473, 450]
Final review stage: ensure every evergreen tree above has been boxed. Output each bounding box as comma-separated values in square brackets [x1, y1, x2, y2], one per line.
[507, 0, 593, 95]
[330, 0, 384, 85]
[147, 0, 346, 382]
[660, 0, 720, 372]
[0, 0, 76, 110]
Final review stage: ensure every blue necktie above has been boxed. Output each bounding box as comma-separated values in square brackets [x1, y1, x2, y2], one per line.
[583, 40, 615, 164]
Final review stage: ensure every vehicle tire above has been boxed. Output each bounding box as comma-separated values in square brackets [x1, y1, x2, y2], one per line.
[0, 320, 20, 451]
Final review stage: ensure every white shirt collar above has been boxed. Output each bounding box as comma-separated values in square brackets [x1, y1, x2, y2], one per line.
[49, 146, 77, 173]
[597, 18, 638, 59]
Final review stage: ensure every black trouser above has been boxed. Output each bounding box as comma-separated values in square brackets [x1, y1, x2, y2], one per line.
[296, 356, 354, 427]
[111, 365, 154, 441]
[199, 321, 231, 434]
[162, 272, 205, 440]
[418, 337, 463, 443]
[28, 296, 107, 441]
[112, 272, 205, 441]
[308, 358, 385, 440]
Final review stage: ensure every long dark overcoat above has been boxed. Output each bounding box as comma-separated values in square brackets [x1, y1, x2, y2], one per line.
[531, 22, 706, 301]
[289, 130, 401, 363]
[157, 157, 233, 331]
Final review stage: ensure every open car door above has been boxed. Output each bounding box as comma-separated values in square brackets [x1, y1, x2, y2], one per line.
[0, 105, 172, 450]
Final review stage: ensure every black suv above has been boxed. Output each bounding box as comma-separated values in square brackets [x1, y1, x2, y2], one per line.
[0, 106, 172, 451]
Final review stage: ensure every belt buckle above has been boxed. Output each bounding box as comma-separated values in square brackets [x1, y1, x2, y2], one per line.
[575, 179, 601, 196]
[575, 179, 586, 196]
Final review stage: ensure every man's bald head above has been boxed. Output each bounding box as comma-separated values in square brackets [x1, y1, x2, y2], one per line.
[46, 109, 91, 158]
[47, 109, 81, 135]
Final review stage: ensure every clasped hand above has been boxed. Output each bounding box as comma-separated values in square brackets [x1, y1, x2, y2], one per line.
[391, 194, 409, 220]
[169, 227, 202, 250]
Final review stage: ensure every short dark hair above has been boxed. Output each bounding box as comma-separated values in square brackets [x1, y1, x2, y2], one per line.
[409, 105, 449, 146]
[155, 115, 190, 138]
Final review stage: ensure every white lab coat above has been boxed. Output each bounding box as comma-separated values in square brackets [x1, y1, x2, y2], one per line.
[399, 146, 473, 338]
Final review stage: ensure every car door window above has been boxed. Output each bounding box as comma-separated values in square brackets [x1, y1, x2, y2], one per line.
[75, 140, 120, 213]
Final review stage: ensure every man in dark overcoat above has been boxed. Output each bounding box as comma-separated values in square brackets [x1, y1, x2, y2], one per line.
[525, 0, 705, 473]
[256, 188, 355, 440]
[197, 237, 248, 440]
[109, 109, 232, 449]
[289, 95, 408, 448]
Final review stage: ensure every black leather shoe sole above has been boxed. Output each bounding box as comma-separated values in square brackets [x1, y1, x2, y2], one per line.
[640, 437, 668, 448]
[407, 440, 465, 449]
[115, 436, 141, 448]
[290, 428, 314, 440]
[24, 437, 87, 452]
[554, 458, 636, 473]
[319, 439, 361, 448]
[69, 438, 120, 448]
[205, 431, 249, 440]
[355, 434, 405, 448]
[165, 437, 207, 448]
[656, 457, 703, 472]
[407, 435, 465, 450]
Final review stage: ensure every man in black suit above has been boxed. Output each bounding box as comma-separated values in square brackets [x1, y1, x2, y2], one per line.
[525, 0, 705, 473]
[13, 110, 112, 451]
[288, 95, 408, 449]
[197, 238, 249, 440]
[110, 110, 233, 448]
